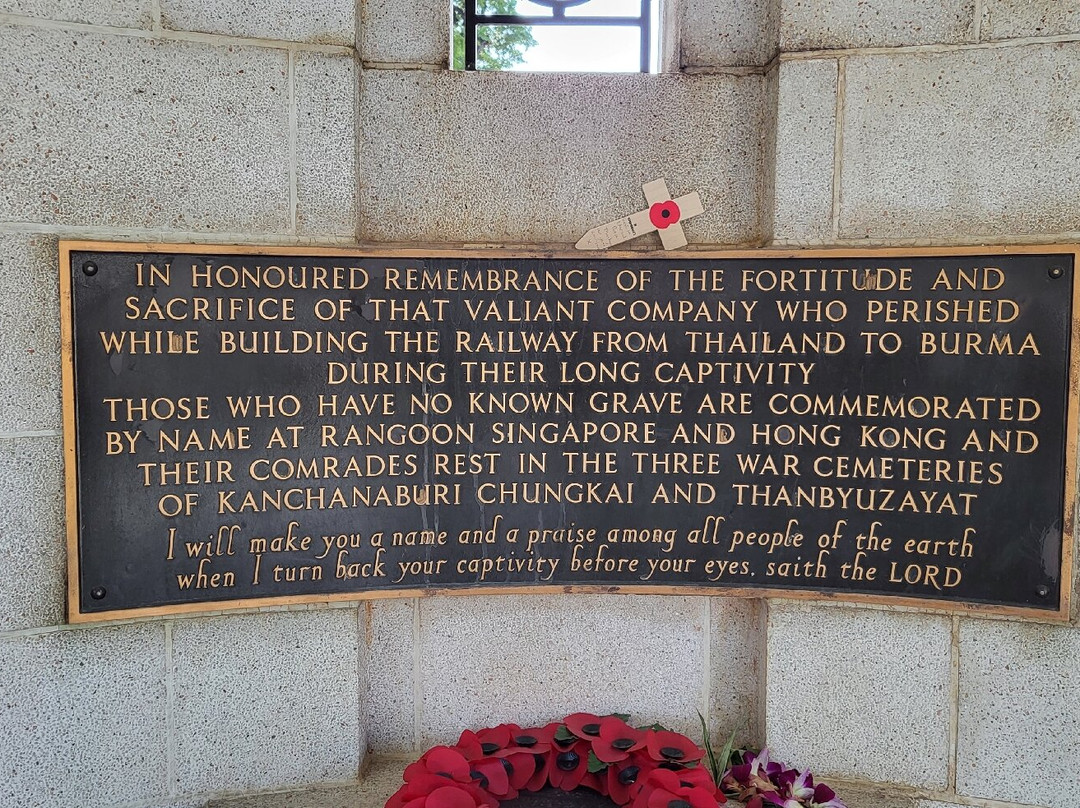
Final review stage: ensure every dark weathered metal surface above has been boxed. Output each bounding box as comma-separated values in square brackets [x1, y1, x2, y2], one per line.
[507, 788, 614, 808]
[65, 247, 1074, 616]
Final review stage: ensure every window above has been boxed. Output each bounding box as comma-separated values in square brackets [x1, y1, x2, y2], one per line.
[453, 0, 660, 73]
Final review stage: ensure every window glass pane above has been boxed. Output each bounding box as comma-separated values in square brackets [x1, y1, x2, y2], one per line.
[476, 0, 645, 18]
[476, 0, 558, 15]
[564, 0, 644, 17]
[456, 0, 658, 72]
[477, 24, 642, 72]
[472, 24, 539, 70]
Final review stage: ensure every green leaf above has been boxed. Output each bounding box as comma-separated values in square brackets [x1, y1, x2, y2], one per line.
[637, 722, 669, 732]
[554, 725, 576, 742]
[697, 711, 720, 783]
[607, 712, 631, 723]
[587, 751, 608, 774]
[716, 729, 737, 778]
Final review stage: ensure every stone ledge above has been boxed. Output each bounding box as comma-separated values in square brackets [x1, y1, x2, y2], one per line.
[206, 758, 407, 808]
[203, 760, 925, 808]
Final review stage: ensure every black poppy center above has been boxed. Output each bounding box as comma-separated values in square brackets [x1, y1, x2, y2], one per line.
[471, 771, 489, 788]
[669, 800, 692, 808]
[556, 751, 580, 771]
[611, 738, 636, 751]
[662, 209, 671, 218]
[582, 723, 601, 736]
[481, 742, 500, 755]
[515, 735, 538, 748]
[500, 758, 514, 775]
[660, 746, 686, 761]
[617, 766, 640, 785]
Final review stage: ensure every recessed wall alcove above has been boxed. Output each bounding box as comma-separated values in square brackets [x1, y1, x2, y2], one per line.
[1, 0, 1079, 806]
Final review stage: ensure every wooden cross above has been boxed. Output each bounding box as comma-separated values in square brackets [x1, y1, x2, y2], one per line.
[576, 178, 705, 251]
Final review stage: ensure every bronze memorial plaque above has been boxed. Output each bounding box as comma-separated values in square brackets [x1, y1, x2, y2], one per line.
[60, 242, 1079, 622]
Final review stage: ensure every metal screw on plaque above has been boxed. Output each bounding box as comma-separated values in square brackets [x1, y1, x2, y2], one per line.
[1048, 266, 1064, 279]
[1036, 585, 1050, 598]
[90, 587, 107, 600]
[82, 261, 98, 277]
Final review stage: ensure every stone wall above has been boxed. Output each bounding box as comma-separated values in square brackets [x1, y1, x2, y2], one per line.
[0, 1, 1078, 806]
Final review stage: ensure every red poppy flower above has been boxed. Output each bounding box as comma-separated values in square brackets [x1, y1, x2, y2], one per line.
[525, 751, 551, 792]
[669, 769, 712, 790]
[633, 769, 716, 808]
[404, 746, 472, 783]
[498, 722, 560, 757]
[476, 724, 519, 757]
[389, 773, 497, 808]
[579, 771, 608, 796]
[564, 712, 605, 740]
[645, 730, 704, 764]
[470, 756, 513, 799]
[605, 750, 652, 805]
[455, 730, 484, 761]
[593, 716, 648, 763]
[402, 783, 493, 808]
[548, 739, 591, 791]
[649, 201, 681, 229]
[647, 781, 719, 808]
[495, 750, 542, 792]
[672, 767, 726, 805]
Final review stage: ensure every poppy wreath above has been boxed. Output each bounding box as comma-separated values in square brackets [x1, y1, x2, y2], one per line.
[385, 713, 846, 808]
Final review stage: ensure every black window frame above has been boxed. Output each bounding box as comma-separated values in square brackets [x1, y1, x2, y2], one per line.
[463, 0, 653, 73]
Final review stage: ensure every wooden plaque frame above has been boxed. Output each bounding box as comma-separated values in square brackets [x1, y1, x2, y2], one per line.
[60, 241, 1080, 623]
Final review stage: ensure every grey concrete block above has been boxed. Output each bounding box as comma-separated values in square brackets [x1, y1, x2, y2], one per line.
[365, 598, 416, 753]
[416, 594, 706, 746]
[681, 0, 779, 68]
[781, 0, 976, 49]
[0, 0, 152, 27]
[766, 604, 951, 787]
[359, 71, 766, 245]
[360, 0, 450, 66]
[0, 436, 64, 631]
[840, 43, 1080, 239]
[957, 619, 1080, 807]
[172, 609, 362, 796]
[772, 58, 837, 242]
[709, 597, 764, 746]
[295, 51, 358, 237]
[0, 623, 168, 808]
[760, 65, 779, 242]
[160, 0, 353, 45]
[0, 25, 291, 233]
[0, 234, 61, 433]
[983, 1, 1080, 40]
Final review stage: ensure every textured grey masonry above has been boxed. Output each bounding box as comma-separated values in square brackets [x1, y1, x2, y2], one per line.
[0, 235, 61, 434]
[839, 43, 1080, 239]
[358, 70, 767, 245]
[0, 25, 292, 233]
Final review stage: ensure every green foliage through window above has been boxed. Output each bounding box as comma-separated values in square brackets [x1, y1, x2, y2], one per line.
[453, 0, 538, 70]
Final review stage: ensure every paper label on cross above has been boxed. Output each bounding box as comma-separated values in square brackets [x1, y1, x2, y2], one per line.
[575, 178, 704, 251]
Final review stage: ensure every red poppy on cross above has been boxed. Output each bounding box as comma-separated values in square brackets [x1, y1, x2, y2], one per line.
[575, 178, 704, 251]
